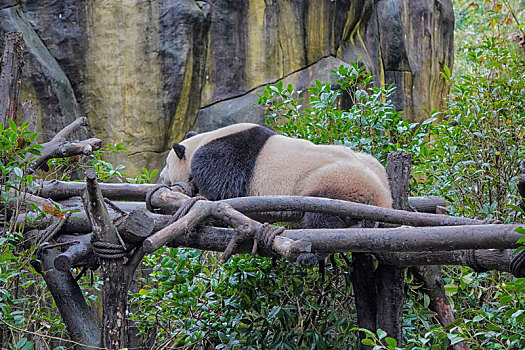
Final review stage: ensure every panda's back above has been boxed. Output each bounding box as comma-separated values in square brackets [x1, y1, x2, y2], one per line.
[250, 135, 358, 196]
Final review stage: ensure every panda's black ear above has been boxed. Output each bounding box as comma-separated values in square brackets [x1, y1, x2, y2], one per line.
[172, 142, 186, 160]
[185, 131, 197, 139]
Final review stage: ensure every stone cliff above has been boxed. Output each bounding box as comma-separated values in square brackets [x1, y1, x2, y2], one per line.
[0, 0, 454, 174]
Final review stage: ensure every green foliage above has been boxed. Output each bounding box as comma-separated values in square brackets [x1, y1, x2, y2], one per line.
[0, 121, 42, 221]
[127, 167, 159, 184]
[258, 61, 434, 165]
[0, 122, 66, 349]
[129, 248, 360, 349]
[415, 18, 525, 222]
[89, 142, 127, 182]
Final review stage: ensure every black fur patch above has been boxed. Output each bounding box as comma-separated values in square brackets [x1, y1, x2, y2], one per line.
[190, 125, 275, 200]
[172, 142, 186, 159]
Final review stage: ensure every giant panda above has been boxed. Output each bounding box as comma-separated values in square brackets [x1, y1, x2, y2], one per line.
[160, 123, 392, 229]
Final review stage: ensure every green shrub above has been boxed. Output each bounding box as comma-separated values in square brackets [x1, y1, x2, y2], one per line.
[258, 61, 434, 166]
[416, 39, 525, 221]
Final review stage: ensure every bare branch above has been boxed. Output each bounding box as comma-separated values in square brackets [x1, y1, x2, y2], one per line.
[32, 137, 102, 172]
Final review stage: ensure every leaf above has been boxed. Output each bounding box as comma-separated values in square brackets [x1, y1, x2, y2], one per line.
[21, 340, 34, 350]
[444, 283, 458, 294]
[43, 205, 66, 219]
[515, 227, 525, 235]
[377, 328, 387, 339]
[361, 339, 376, 346]
[424, 293, 430, 308]
[15, 338, 28, 349]
[8, 119, 17, 132]
[268, 306, 281, 318]
[13, 167, 23, 179]
[447, 333, 464, 345]
[385, 337, 398, 348]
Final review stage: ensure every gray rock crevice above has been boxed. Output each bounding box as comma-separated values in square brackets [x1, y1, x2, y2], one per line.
[201, 53, 336, 111]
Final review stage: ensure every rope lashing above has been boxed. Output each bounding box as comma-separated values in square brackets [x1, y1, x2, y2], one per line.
[145, 184, 171, 213]
[251, 223, 285, 257]
[510, 250, 525, 278]
[92, 241, 127, 259]
[145, 182, 195, 213]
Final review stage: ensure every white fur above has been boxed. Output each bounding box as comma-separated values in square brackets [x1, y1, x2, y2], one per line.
[160, 123, 392, 209]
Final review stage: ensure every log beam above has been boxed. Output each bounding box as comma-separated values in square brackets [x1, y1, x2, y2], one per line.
[34, 180, 445, 213]
[283, 224, 522, 253]
[150, 187, 480, 227]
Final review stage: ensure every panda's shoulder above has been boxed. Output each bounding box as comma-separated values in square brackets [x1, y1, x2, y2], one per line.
[192, 123, 275, 148]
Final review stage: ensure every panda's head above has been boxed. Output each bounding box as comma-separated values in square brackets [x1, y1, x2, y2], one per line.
[160, 131, 197, 185]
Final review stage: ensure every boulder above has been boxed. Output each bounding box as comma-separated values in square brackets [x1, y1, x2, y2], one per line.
[0, 0, 454, 174]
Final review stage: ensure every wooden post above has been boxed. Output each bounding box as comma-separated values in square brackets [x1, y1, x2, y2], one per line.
[0, 31, 25, 125]
[39, 244, 102, 348]
[82, 169, 129, 349]
[376, 152, 411, 344]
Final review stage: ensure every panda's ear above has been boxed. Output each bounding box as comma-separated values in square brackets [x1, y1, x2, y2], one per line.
[185, 131, 197, 139]
[172, 142, 186, 160]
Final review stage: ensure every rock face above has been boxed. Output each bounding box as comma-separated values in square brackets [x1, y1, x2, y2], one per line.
[0, 0, 454, 174]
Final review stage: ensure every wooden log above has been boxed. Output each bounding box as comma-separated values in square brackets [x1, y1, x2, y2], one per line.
[35, 180, 445, 212]
[150, 187, 480, 227]
[25, 228, 102, 349]
[173, 224, 523, 257]
[38, 181, 157, 201]
[372, 152, 410, 346]
[115, 209, 155, 244]
[378, 250, 513, 271]
[168, 227, 522, 274]
[0, 31, 24, 125]
[282, 224, 523, 253]
[50, 226, 523, 275]
[40, 245, 102, 349]
[17, 196, 442, 236]
[54, 234, 97, 272]
[5, 188, 58, 212]
[409, 196, 447, 213]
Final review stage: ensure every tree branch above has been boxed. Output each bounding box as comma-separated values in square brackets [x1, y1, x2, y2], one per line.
[31, 117, 102, 172]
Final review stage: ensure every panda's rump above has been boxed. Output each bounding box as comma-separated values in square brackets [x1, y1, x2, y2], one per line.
[299, 161, 392, 208]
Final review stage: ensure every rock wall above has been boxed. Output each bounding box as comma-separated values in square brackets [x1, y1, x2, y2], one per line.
[0, 0, 454, 174]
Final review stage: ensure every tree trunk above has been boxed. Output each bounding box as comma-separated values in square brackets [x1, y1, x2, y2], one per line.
[0, 31, 24, 125]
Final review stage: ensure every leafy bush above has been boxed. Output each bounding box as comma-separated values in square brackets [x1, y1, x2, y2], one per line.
[129, 249, 360, 349]
[258, 61, 434, 166]
[0, 121, 58, 349]
[416, 38, 525, 221]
